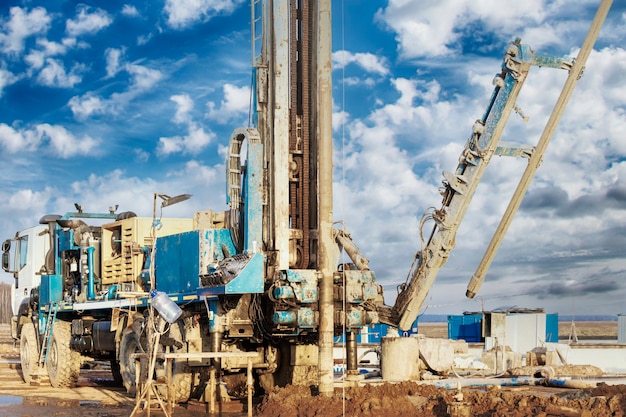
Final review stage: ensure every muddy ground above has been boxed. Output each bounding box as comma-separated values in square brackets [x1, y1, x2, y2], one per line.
[0, 322, 624, 416]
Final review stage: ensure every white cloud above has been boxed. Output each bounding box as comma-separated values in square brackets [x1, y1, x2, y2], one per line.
[0, 123, 41, 152]
[0, 68, 18, 97]
[65, 5, 112, 37]
[68, 93, 108, 120]
[375, 0, 563, 59]
[376, 0, 466, 58]
[171, 94, 194, 124]
[134, 148, 150, 163]
[332, 50, 389, 76]
[68, 62, 163, 120]
[0, 122, 98, 157]
[158, 125, 214, 156]
[126, 63, 163, 89]
[206, 83, 250, 123]
[105, 47, 124, 78]
[332, 110, 349, 133]
[35, 38, 68, 56]
[137, 33, 153, 46]
[164, 0, 245, 29]
[121, 5, 140, 17]
[24, 49, 44, 71]
[36, 58, 84, 87]
[0, 6, 51, 55]
[35, 123, 99, 157]
[0, 188, 52, 232]
[157, 94, 216, 156]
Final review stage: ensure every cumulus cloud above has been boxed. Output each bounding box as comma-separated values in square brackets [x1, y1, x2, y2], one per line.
[375, 0, 573, 59]
[159, 125, 214, 154]
[0, 6, 51, 55]
[0, 68, 18, 97]
[332, 50, 389, 76]
[125, 63, 163, 89]
[0, 188, 53, 234]
[36, 58, 85, 87]
[35, 38, 68, 56]
[0, 123, 41, 152]
[171, 94, 194, 124]
[375, 0, 466, 58]
[65, 5, 113, 37]
[158, 94, 215, 156]
[121, 5, 140, 17]
[68, 93, 108, 120]
[206, 83, 250, 123]
[35, 123, 99, 157]
[105, 47, 124, 78]
[68, 61, 163, 120]
[0, 123, 99, 157]
[164, 0, 246, 29]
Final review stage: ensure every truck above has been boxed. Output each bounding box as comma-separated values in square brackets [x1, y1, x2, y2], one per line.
[1, 0, 610, 403]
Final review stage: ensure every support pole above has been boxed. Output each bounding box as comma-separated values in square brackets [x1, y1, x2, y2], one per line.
[466, 0, 613, 298]
[346, 331, 358, 374]
[316, 0, 335, 397]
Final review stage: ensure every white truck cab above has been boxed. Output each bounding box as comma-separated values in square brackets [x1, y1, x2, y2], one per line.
[2, 225, 48, 337]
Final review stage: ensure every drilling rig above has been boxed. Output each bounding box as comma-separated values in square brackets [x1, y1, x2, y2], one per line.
[2, 0, 611, 404]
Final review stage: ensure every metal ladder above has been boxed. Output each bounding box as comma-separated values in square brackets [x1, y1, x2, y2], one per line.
[38, 303, 58, 366]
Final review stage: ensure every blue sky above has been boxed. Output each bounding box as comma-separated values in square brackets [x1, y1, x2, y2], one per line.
[0, 0, 625, 316]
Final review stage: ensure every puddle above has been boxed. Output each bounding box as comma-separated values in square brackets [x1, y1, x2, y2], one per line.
[0, 395, 21, 405]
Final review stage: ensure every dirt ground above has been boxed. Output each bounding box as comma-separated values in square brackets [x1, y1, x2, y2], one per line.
[256, 382, 626, 417]
[1, 322, 625, 417]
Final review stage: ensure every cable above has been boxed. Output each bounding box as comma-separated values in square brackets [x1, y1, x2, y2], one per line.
[340, 1, 347, 415]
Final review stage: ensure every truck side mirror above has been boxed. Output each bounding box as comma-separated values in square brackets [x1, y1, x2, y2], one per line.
[2, 250, 9, 273]
[2, 239, 14, 275]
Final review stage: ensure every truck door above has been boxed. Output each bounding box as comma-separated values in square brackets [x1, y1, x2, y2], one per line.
[3, 226, 48, 317]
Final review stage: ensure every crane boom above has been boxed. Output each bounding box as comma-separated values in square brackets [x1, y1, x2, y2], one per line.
[467, 0, 613, 299]
[384, 0, 612, 331]
[385, 39, 574, 331]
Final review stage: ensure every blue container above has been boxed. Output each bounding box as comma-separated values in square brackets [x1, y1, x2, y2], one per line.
[40, 274, 63, 305]
[448, 314, 482, 342]
[546, 313, 558, 342]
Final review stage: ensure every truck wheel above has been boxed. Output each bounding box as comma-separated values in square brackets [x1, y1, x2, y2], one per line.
[19, 322, 40, 384]
[157, 320, 192, 403]
[47, 321, 80, 388]
[110, 358, 123, 385]
[119, 328, 143, 395]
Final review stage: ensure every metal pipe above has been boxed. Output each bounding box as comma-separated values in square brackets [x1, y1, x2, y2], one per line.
[272, 0, 291, 269]
[316, 0, 335, 397]
[426, 376, 600, 390]
[466, 0, 613, 299]
[335, 230, 370, 270]
[346, 331, 358, 373]
[87, 246, 95, 300]
[210, 330, 223, 371]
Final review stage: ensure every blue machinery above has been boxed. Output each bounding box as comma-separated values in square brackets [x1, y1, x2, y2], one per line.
[3, 0, 612, 398]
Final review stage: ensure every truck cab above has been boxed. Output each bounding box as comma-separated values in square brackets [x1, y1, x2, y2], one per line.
[2, 225, 48, 339]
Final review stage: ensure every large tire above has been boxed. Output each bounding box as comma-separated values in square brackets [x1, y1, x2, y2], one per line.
[157, 320, 193, 403]
[47, 321, 80, 388]
[119, 328, 144, 395]
[110, 358, 123, 386]
[19, 322, 40, 384]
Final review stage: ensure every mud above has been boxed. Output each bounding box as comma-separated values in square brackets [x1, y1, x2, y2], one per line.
[256, 382, 626, 417]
